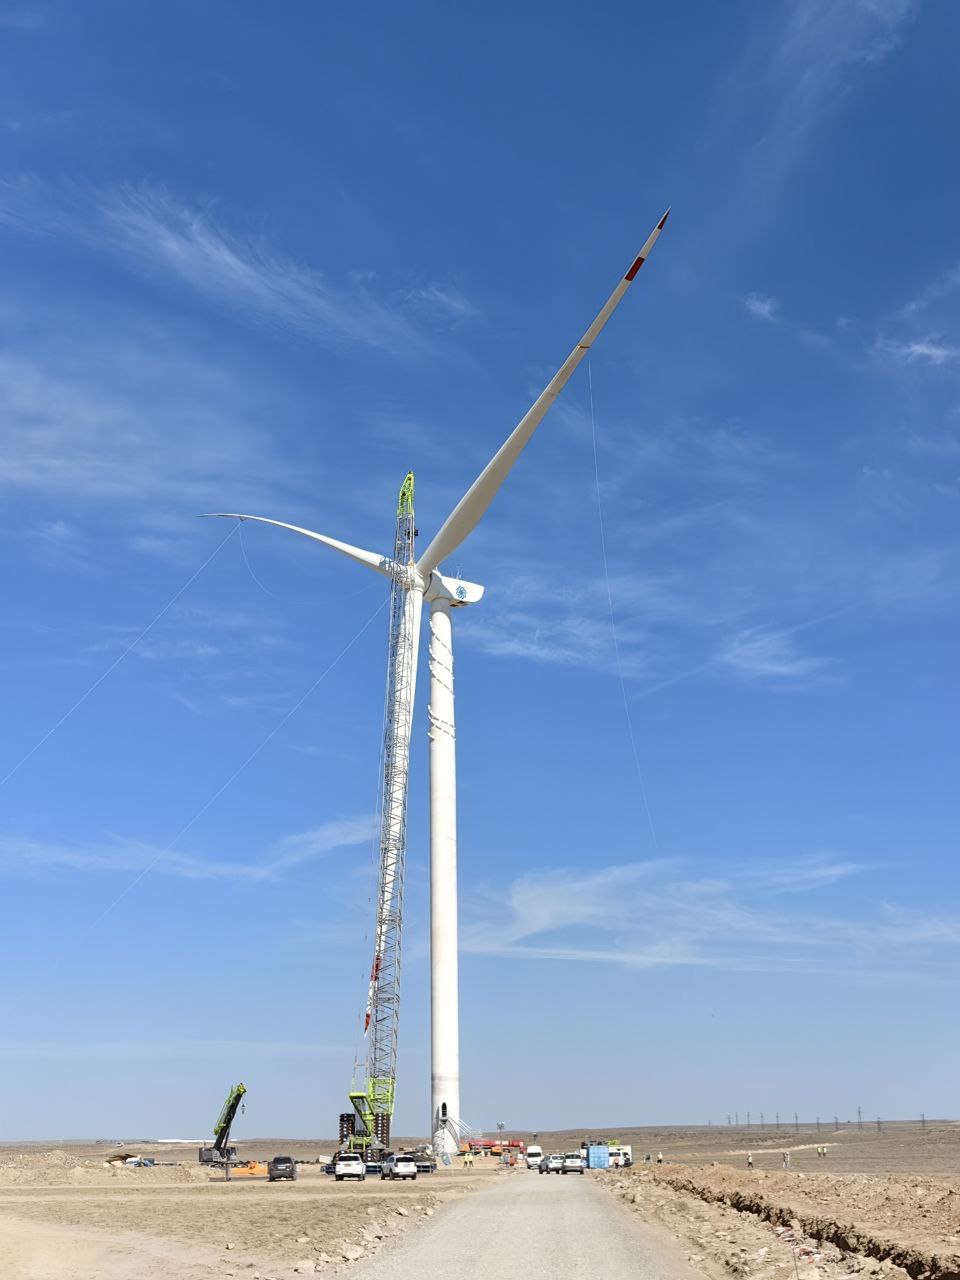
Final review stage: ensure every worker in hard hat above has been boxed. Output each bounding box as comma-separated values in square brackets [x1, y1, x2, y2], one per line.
[656, 1151, 663, 1165]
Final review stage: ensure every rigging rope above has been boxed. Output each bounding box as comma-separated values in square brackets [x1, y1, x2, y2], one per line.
[238, 519, 283, 599]
[587, 359, 660, 853]
[0, 522, 239, 790]
[85, 594, 387, 932]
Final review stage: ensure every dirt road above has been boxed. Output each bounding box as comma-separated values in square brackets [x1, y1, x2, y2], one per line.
[0, 1159, 492, 1279]
[350, 1171, 699, 1280]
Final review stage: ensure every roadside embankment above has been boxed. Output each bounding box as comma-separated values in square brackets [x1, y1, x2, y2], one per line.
[605, 1165, 960, 1280]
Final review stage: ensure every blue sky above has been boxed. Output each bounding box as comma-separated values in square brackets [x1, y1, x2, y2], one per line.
[1, 0, 958, 1141]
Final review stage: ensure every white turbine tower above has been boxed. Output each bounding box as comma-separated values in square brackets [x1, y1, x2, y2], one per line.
[210, 209, 670, 1155]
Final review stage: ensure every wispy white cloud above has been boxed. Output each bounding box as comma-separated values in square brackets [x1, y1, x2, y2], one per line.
[901, 429, 960, 458]
[747, 856, 866, 893]
[462, 551, 843, 692]
[462, 854, 957, 976]
[871, 247, 960, 375]
[0, 1038, 349, 1060]
[0, 177, 478, 357]
[263, 818, 377, 872]
[0, 814, 376, 883]
[744, 293, 779, 322]
[715, 625, 832, 683]
[874, 336, 960, 366]
[399, 282, 479, 325]
[899, 261, 960, 320]
[712, 0, 919, 191]
[768, 0, 919, 135]
[0, 345, 286, 510]
[459, 567, 691, 678]
[83, 602, 286, 668]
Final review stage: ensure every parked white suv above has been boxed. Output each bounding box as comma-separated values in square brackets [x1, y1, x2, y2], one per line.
[381, 1152, 418, 1180]
[561, 1152, 585, 1175]
[334, 1152, 366, 1182]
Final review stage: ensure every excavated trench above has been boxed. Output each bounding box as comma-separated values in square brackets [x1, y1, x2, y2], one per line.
[635, 1169, 960, 1280]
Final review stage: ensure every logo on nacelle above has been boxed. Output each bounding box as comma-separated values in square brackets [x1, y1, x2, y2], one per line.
[455, 585, 467, 600]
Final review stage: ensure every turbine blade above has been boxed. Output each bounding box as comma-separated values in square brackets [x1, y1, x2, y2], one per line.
[416, 209, 671, 577]
[204, 513, 391, 578]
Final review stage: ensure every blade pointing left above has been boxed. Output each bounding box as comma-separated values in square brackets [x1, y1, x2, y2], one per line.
[203, 513, 392, 578]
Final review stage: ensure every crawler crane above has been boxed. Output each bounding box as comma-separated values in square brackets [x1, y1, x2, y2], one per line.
[338, 474, 418, 1157]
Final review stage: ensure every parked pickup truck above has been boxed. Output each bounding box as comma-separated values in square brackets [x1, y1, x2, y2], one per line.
[561, 1152, 585, 1175]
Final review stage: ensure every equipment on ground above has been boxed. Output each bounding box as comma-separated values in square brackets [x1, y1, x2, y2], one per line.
[340, 474, 418, 1158]
[198, 1082, 246, 1166]
[207, 211, 670, 1154]
[461, 1137, 526, 1154]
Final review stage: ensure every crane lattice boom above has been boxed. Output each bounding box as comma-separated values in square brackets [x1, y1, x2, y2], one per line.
[350, 473, 418, 1152]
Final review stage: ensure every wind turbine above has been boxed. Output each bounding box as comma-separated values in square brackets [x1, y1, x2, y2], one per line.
[209, 208, 670, 1155]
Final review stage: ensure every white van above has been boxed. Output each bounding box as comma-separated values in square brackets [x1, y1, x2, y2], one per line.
[525, 1145, 543, 1169]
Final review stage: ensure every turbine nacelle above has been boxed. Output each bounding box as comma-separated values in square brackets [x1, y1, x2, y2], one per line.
[423, 571, 484, 607]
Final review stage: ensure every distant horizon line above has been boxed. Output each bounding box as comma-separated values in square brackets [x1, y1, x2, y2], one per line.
[2, 1118, 955, 1145]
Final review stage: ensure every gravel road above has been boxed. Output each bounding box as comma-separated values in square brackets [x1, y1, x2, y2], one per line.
[351, 1172, 698, 1280]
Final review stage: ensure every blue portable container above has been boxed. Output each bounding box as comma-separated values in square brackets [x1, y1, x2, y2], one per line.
[587, 1144, 610, 1169]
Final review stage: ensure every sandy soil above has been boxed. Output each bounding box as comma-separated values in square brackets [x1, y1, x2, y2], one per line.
[527, 1122, 960, 1179]
[587, 1129, 960, 1280]
[0, 1145, 499, 1280]
[1, 1126, 956, 1280]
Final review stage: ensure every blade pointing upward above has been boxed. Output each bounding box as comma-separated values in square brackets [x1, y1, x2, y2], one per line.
[416, 209, 670, 577]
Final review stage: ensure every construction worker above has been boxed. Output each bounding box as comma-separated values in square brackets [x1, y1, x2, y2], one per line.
[463, 1149, 474, 1168]
[656, 1151, 663, 1165]
[747, 1152, 753, 1170]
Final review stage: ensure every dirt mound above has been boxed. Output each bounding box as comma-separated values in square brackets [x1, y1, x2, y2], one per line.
[619, 1165, 960, 1280]
[0, 1151, 212, 1187]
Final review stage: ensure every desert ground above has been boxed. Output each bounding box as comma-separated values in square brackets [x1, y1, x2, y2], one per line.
[0, 1123, 956, 1280]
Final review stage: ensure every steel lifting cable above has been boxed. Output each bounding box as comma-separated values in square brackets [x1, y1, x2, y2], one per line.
[0, 522, 240, 790]
[587, 358, 660, 853]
